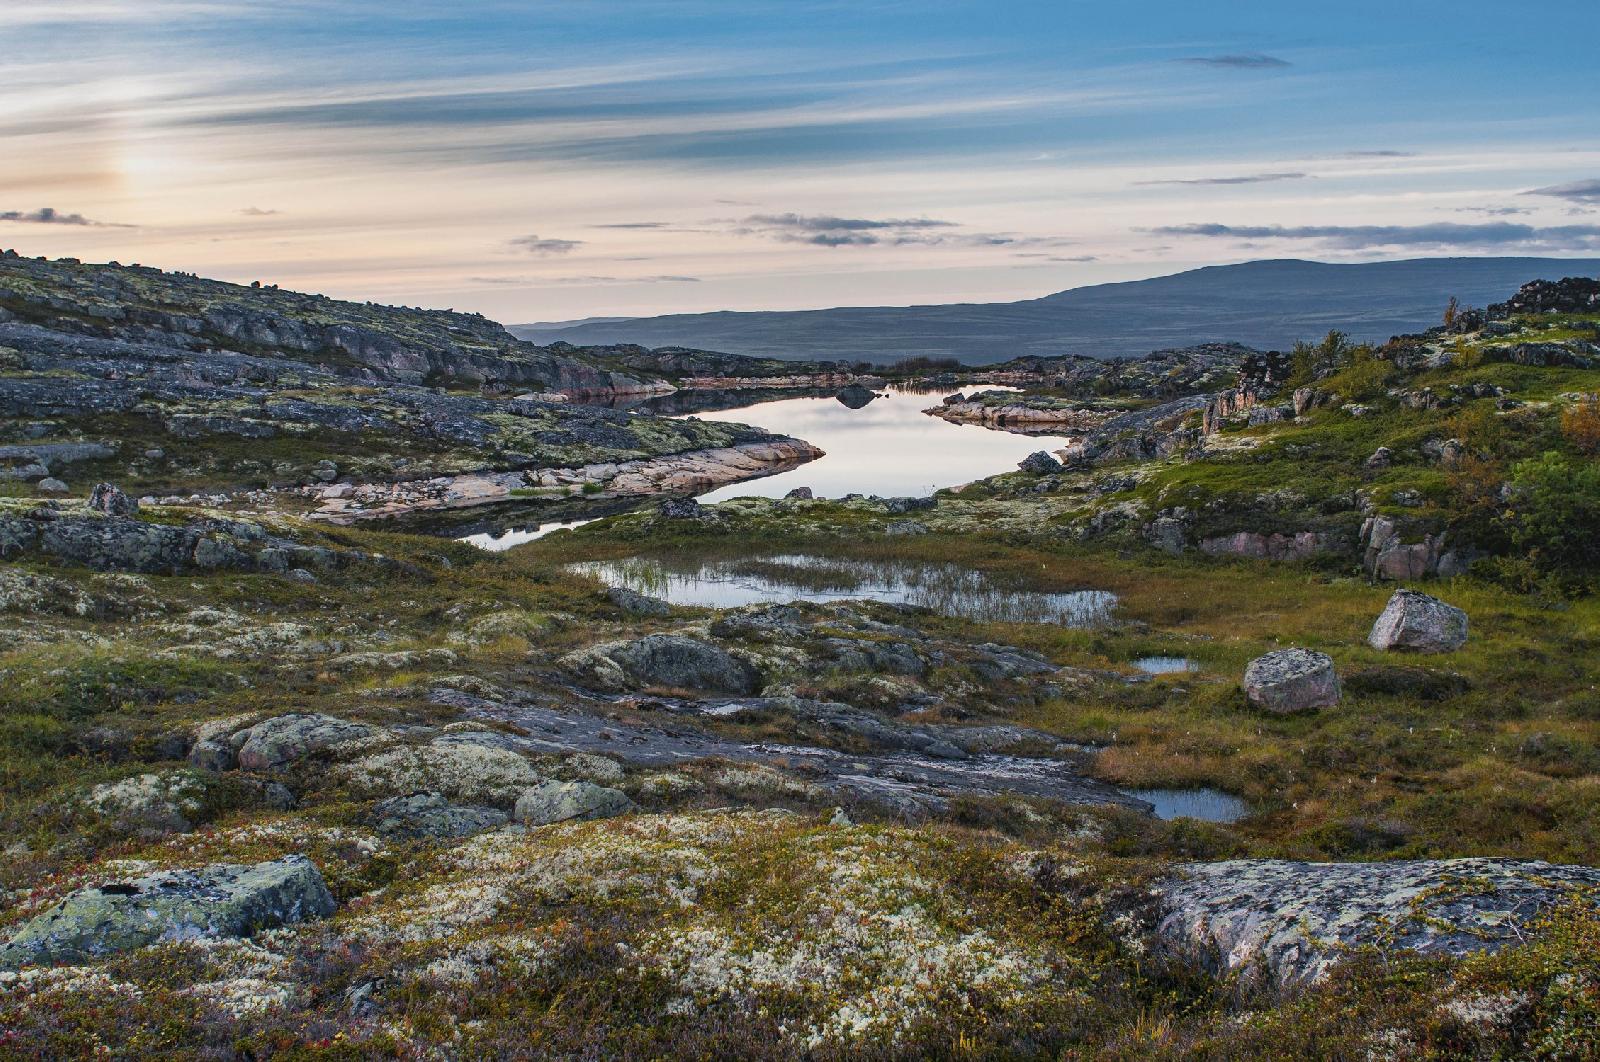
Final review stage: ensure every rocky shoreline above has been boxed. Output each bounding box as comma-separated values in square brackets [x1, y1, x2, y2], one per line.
[302, 437, 824, 523]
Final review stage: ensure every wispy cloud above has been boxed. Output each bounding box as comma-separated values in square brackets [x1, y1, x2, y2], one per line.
[738, 212, 959, 247]
[589, 221, 670, 229]
[0, 206, 123, 226]
[1136, 171, 1308, 186]
[240, 206, 280, 216]
[1153, 220, 1600, 250]
[1455, 206, 1531, 217]
[511, 234, 583, 255]
[1178, 54, 1291, 70]
[1525, 178, 1600, 204]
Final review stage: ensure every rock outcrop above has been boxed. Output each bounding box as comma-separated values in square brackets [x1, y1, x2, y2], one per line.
[0, 856, 336, 970]
[561, 634, 760, 694]
[513, 780, 635, 826]
[1368, 589, 1469, 653]
[1242, 648, 1340, 712]
[1154, 858, 1600, 991]
[1360, 516, 1477, 580]
[371, 792, 509, 840]
[1198, 530, 1348, 563]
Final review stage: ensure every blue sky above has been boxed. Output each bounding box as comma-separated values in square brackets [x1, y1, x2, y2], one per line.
[3, 0, 1598, 321]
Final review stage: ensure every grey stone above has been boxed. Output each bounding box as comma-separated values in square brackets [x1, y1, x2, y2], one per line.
[1364, 446, 1393, 469]
[1243, 648, 1339, 713]
[563, 633, 759, 694]
[514, 780, 635, 826]
[606, 585, 672, 617]
[87, 482, 138, 517]
[82, 770, 208, 835]
[1154, 858, 1600, 991]
[233, 713, 374, 770]
[1018, 450, 1063, 475]
[371, 792, 508, 839]
[784, 486, 814, 499]
[1368, 589, 1468, 653]
[36, 477, 68, 493]
[0, 855, 335, 969]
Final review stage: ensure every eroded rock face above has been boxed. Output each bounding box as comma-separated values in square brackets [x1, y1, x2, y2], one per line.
[1154, 858, 1600, 991]
[1368, 589, 1468, 653]
[562, 634, 760, 695]
[0, 856, 336, 970]
[513, 780, 635, 826]
[1242, 648, 1340, 712]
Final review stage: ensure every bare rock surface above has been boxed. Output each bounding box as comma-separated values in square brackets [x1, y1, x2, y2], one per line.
[1154, 858, 1600, 990]
[1242, 648, 1340, 712]
[1368, 588, 1469, 653]
[0, 856, 336, 970]
[562, 633, 760, 695]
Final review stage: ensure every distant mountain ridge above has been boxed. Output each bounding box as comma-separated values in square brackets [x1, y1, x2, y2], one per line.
[512, 258, 1600, 365]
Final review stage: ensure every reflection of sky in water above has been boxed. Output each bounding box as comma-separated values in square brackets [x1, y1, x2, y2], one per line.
[1133, 656, 1197, 675]
[461, 519, 593, 551]
[1127, 788, 1249, 823]
[687, 385, 1070, 502]
[570, 553, 1116, 627]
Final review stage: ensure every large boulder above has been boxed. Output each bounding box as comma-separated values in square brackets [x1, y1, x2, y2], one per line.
[1368, 589, 1468, 653]
[232, 713, 374, 770]
[514, 780, 635, 826]
[1242, 648, 1340, 712]
[562, 633, 760, 694]
[1154, 858, 1600, 991]
[0, 855, 336, 969]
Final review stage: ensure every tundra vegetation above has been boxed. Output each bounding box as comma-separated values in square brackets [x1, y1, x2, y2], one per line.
[2, 258, 1600, 1057]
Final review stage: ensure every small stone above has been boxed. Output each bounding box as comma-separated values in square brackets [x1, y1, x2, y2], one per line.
[36, 477, 68, 494]
[514, 780, 635, 826]
[785, 486, 814, 499]
[606, 586, 671, 616]
[88, 482, 139, 517]
[1243, 648, 1340, 713]
[827, 807, 853, 827]
[1364, 446, 1393, 469]
[144, 448, 165, 460]
[1368, 589, 1468, 653]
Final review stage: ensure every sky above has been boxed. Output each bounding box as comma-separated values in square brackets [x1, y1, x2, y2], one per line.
[4, 0, 1600, 324]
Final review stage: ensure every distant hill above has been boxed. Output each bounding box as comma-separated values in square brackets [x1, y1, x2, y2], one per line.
[511, 258, 1600, 364]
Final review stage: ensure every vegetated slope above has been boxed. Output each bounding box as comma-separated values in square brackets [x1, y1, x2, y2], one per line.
[513, 257, 1600, 364]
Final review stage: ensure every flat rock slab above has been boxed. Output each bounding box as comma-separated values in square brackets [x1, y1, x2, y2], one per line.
[0, 855, 336, 969]
[433, 688, 1150, 816]
[1369, 588, 1469, 653]
[1155, 858, 1600, 990]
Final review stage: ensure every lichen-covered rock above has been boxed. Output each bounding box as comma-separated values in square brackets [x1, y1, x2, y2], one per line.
[514, 780, 635, 826]
[562, 634, 760, 694]
[371, 792, 509, 839]
[606, 586, 672, 616]
[1242, 648, 1339, 712]
[0, 855, 336, 970]
[233, 713, 374, 770]
[82, 770, 208, 835]
[1154, 858, 1600, 990]
[87, 482, 138, 517]
[340, 736, 541, 807]
[1368, 589, 1469, 653]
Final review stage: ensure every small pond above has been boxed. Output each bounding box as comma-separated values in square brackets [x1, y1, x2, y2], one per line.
[1127, 787, 1249, 823]
[569, 553, 1116, 627]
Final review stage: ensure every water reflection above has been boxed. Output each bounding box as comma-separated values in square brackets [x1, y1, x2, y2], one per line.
[680, 385, 1070, 503]
[1127, 788, 1249, 823]
[569, 553, 1117, 626]
[462, 519, 596, 551]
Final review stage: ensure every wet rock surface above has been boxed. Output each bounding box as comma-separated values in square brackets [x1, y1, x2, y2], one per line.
[0, 856, 336, 970]
[1154, 858, 1600, 990]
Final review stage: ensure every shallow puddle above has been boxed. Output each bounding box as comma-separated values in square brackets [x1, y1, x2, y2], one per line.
[1127, 787, 1249, 823]
[1132, 656, 1198, 675]
[569, 553, 1116, 626]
